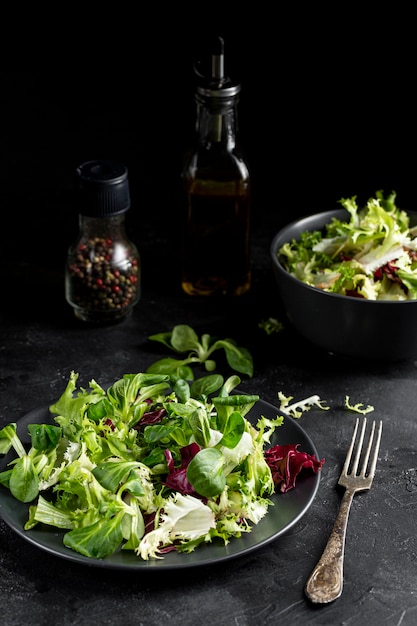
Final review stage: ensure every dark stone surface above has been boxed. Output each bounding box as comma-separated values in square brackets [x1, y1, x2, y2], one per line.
[1, 21, 417, 624]
[2, 214, 417, 625]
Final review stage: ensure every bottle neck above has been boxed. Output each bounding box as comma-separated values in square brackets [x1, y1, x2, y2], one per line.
[195, 93, 239, 150]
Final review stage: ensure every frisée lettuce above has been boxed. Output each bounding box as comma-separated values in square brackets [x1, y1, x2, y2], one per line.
[278, 191, 417, 300]
[0, 371, 324, 561]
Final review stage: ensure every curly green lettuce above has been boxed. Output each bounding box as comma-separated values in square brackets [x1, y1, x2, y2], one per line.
[279, 191, 417, 300]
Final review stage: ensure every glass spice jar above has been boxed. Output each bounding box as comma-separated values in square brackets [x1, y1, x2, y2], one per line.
[65, 160, 140, 324]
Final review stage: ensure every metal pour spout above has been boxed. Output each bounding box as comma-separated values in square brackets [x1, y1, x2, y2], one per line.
[210, 35, 225, 85]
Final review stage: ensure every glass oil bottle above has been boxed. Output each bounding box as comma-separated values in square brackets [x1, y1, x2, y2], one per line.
[181, 36, 251, 297]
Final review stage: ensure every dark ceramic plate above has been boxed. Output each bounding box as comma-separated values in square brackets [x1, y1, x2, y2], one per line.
[0, 399, 321, 570]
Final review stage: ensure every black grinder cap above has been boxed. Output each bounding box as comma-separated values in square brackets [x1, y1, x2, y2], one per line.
[76, 159, 131, 217]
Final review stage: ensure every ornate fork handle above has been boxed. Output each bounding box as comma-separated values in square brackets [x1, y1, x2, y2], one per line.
[304, 487, 355, 604]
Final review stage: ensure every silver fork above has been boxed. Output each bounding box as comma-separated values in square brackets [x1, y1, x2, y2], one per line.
[304, 417, 383, 604]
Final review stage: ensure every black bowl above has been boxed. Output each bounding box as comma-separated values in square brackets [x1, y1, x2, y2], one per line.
[270, 208, 417, 361]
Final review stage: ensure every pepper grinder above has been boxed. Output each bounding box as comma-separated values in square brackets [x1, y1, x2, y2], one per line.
[65, 159, 141, 324]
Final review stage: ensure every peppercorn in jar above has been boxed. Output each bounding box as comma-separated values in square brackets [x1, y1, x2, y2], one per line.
[65, 160, 141, 324]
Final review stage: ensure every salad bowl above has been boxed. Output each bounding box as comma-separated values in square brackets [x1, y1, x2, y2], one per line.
[270, 201, 417, 361]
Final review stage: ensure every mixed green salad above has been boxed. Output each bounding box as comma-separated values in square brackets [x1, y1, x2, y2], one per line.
[278, 191, 417, 300]
[0, 370, 323, 561]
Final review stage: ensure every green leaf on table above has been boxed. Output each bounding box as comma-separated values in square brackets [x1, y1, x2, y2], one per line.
[147, 324, 254, 378]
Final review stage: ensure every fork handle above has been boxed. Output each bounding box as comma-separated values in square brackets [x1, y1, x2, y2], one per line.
[304, 488, 354, 604]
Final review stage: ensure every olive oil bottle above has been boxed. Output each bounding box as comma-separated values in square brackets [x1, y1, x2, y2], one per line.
[181, 36, 251, 297]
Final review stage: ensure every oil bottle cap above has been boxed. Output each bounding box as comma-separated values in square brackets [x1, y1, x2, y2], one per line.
[194, 35, 241, 99]
[76, 159, 131, 217]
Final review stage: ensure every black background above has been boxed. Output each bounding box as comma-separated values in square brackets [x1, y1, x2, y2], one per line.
[1, 13, 415, 283]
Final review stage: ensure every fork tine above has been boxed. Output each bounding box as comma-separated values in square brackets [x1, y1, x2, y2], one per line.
[351, 417, 367, 475]
[341, 417, 359, 475]
[367, 420, 383, 478]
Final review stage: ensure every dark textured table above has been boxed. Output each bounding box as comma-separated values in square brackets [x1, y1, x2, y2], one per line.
[1, 202, 417, 626]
